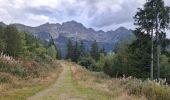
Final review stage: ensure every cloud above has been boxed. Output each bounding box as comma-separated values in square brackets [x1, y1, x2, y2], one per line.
[0, 0, 169, 31]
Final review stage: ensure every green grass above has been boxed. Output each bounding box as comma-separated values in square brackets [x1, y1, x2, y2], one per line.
[45, 66, 111, 100]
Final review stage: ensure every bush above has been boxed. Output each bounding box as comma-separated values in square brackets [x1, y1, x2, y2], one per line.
[15, 67, 27, 77]
[126, 78, 170, 100]
[78, 56, 97, 71]
[47, 45, 57, 59]
[0, 53, 27, 77]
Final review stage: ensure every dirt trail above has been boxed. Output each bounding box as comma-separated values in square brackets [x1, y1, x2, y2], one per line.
[27, 62, 68, 100]
[27, 61, 110, 100]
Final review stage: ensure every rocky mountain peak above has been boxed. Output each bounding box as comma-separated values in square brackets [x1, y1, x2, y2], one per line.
[0, 21, 133, 57]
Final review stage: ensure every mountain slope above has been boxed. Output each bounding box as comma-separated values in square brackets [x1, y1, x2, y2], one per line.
[1, 21, 133, 57]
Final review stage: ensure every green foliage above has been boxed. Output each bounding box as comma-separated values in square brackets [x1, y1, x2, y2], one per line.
[90, 40, 100, 61]
[160, 55, 170, 82]
[4, 25, 22, 57]
[95, 53, 106, 72]
[72, 42, 80, 62]
[102, 53, 115, 76]
[78, 56, 96, 71]
[79, 41, 86, 57]
[47, 45, 57, 59]
[0, 24, 58, 79]
[0, 26, 5, 52]
[67, 40, 87, 62]
[134, 0, 170, 80]
[48, 36, 61, 59]
[0, 55, 27, 77]
[127, 30, 151, 78]
[19, 31, 28, 53]
[56, 48, 62, 59]
[101, 44, 137, 77]
[15, 67, 27, 77]
[66, 39, 74, 60]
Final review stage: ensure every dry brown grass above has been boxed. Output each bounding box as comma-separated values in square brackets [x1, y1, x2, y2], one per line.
[70, 62, 147, 100]
[0, 60, 63, 100]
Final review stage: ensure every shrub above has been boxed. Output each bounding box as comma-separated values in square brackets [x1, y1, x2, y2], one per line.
[0, 53, 27, 77]
[125, 77, 170, 100]
[78, 56, 97, 71]
[15, 67, 27, 77]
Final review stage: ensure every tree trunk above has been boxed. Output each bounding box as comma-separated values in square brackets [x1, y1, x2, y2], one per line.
[150, 31, 154, 80]
[156, 30, 160, 81]
[157, 42, 160, 81]
[155, 12, 160, 81]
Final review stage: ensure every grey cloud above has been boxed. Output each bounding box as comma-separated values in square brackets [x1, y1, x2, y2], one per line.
[89, 0, 144, 28]
[0, 0, 170, 30]
[25, 6, 55, 15]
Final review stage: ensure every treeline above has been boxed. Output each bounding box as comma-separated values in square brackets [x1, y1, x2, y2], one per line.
[0, 25, 59, 60]
[66, 0, 170, 81]
[0, 24, 60, 78]
[66, 40, 106, 71]
[66, 37, 170, 80]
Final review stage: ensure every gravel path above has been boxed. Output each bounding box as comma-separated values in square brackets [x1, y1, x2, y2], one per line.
[27, 61, 110, 100]
[27, 62, 68, 100]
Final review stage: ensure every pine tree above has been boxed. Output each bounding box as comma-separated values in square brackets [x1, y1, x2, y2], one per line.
[128, 29, 151, 78]
[99, 47, 106, 56]
[90, 40, 100, 61]
[48, 36, 62, 59]
[134, 0, 170, 80]
[4, 25, 22, 57]
[66, 39, 74, 60]
[0, 26, 5, 52]
[72, 41, 78, 62]
[79, 41, 86, 57]
[56, 48, 62, 59]
[151, 0, 170, 81]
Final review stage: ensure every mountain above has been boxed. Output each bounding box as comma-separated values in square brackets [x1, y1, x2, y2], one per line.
[0, 22, 6, 27]
[1, 21, 133, 57]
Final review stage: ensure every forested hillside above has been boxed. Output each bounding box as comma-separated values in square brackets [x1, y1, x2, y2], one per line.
[0, 21, 133, 57]
[0, 24, 63, 99]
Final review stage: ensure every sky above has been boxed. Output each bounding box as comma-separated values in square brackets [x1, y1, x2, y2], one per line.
[0, 0, 170, 32]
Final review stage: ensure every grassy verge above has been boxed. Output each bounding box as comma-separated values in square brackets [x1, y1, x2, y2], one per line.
[125, 78, 170, 100]
[70, 62, 146, 100]
[72, 62, 170, 100]
[70, 67, 111, 100]
[0, 61, 63, 100]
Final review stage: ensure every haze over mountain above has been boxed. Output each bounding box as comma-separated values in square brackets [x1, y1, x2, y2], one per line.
[0, 21, 132, 57]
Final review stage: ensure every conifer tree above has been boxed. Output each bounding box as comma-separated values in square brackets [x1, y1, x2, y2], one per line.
[67, 39, 74, 60]
[0, 26, 5, 52]
[134, 0, 170, 80]
[90, 40, 100, 61]
[79, 41, 86, 57]
[72, 41, 80, 62]
[4, 25, 22, 56]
